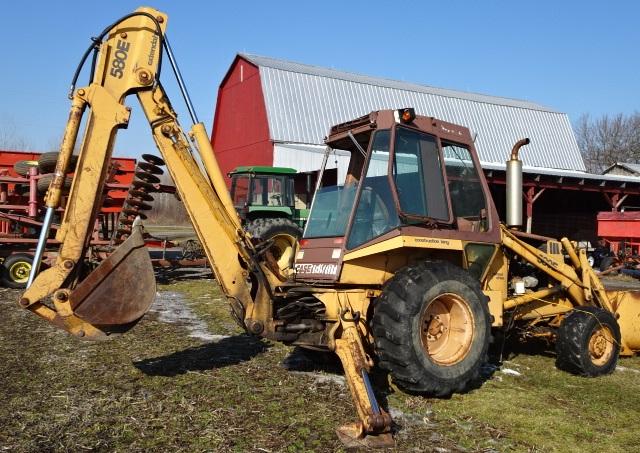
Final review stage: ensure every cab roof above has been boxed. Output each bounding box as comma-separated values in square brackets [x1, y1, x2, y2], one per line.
[229, 166, 297, 175]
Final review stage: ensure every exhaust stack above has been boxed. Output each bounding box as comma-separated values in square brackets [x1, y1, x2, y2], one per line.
[506, 138, 530, 228]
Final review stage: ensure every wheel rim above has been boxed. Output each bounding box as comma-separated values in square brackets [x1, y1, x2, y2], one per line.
[8, 260, 32, 283]
[270, 233, 297, 272]
[588, 325, 615, 367]
[420, 293, 474, 366]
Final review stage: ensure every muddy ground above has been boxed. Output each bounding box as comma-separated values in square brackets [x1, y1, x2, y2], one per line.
[2, 279, 640, 452]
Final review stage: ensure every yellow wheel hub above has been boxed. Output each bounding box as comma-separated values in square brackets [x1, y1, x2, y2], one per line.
[8, 260, 32, 283]
[269, 233, 296, 273]
[589, 326, 615, 367]
[420, 293, 474, 366]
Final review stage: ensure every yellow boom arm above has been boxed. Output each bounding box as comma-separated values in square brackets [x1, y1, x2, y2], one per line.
[20, 7, 276, 338]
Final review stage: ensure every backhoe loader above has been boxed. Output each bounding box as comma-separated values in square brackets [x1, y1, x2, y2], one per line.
[19, 7, 640, 448]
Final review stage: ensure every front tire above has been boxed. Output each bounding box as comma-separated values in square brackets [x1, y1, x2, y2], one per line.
[372, 260, 491, 397]
[555, 306, 620, 376]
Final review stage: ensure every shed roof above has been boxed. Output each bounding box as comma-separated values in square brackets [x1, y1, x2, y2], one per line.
[603, 162, 640, 175]
[239, 53, 586, 172]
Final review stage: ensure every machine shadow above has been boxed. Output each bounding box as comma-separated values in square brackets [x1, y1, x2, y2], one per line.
[281, 347, 395, 413]
[134, 334, 269, 376]
[281, 346, 344, 374]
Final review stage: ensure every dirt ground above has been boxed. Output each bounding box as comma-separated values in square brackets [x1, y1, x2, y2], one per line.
[2, 279, 640, 452]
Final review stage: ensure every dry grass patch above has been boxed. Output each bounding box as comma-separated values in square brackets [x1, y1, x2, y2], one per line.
[2, 282, 639, 452]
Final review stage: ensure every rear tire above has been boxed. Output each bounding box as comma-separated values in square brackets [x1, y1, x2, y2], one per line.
[372, 260, 491, 396]
[37, 173, 72, 194]
[246, 218, 302, 274]
[38, 152, 78, 174]
[1, 253, 34, 289]
[556, 306, 620, 376]
[13, 160, 39, 177]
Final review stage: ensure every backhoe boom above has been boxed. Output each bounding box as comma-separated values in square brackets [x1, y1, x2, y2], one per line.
[20, 7, 274, 338]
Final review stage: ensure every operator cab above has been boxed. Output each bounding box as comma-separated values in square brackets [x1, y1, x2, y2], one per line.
[229, 166, 297, 222]
[294, 109, 500, 282]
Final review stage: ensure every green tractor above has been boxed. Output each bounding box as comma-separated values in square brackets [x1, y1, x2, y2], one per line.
[229, 166, 311, 268]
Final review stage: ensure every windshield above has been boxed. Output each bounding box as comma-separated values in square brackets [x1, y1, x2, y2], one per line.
[249, 175, 291, 207]
[304, 131, 371, 239]
[304, 184, 357, 238]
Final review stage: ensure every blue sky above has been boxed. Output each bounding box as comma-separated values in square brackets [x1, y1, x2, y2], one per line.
[1, 1, 638, 156]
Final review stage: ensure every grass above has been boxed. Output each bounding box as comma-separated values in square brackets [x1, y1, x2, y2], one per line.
[2, 281, 640, 452]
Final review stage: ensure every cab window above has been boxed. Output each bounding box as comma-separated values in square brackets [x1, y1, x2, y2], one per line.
[442, 142, 488, 231]
[347, 130, 399, 249]
[393, 127, 448, 221]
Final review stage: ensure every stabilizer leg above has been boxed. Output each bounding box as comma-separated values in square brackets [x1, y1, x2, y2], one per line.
[330, 309, 394, 448]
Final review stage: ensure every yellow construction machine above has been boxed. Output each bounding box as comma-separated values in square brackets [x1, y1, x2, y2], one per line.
[19, 7, 640, 447]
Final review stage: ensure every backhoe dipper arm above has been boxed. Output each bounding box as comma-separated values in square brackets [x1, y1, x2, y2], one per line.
[20, 7, 275, 338]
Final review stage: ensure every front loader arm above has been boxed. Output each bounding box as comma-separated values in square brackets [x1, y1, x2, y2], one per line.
[21, 7, 276, 338]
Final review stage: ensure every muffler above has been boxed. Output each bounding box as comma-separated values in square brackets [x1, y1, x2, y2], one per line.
[506, 138, 530, 229]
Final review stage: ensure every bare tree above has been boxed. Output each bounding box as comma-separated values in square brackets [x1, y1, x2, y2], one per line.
[576, 112, 640, 173]
[144, 171, 190, 225]
[0, 117, 30, 150]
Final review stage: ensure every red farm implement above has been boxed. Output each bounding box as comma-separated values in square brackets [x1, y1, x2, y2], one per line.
[0, 150, 205, 287]
[597, 210, 640, 275]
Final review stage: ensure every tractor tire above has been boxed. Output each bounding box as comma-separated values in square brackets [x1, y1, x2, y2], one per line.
[555, 306, 620, 376]
[38, 152, 78, 174]
[246, 218, 302, 275]
[13, 160, 39, 177]
[599, 256, 616, 272]
[37, 173, 72, 194]
[1, 253, 34, 289]
[372, 260, 491, 397]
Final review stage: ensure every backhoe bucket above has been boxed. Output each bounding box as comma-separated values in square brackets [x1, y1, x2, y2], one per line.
[67, 225, 156, 337]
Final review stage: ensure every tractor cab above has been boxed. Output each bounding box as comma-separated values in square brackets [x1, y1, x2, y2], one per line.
[229, 166, 307, 227]
[295, 109, 501, 283]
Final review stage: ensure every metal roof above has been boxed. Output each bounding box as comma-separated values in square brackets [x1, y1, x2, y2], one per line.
[240, 53, 586, 172]
[603, 162, 640, 175]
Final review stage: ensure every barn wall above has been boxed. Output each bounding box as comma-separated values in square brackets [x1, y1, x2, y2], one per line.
[211, 58, 273, 187]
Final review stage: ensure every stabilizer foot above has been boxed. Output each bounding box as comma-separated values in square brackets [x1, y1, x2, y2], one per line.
[336, 422, 395, 449]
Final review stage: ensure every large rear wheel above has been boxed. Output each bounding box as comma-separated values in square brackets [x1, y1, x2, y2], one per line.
[245, 218, 302, 276]
[372, 260, 491, 396]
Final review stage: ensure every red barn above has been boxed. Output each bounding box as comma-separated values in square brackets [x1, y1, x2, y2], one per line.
[211, 54, 640, 240]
